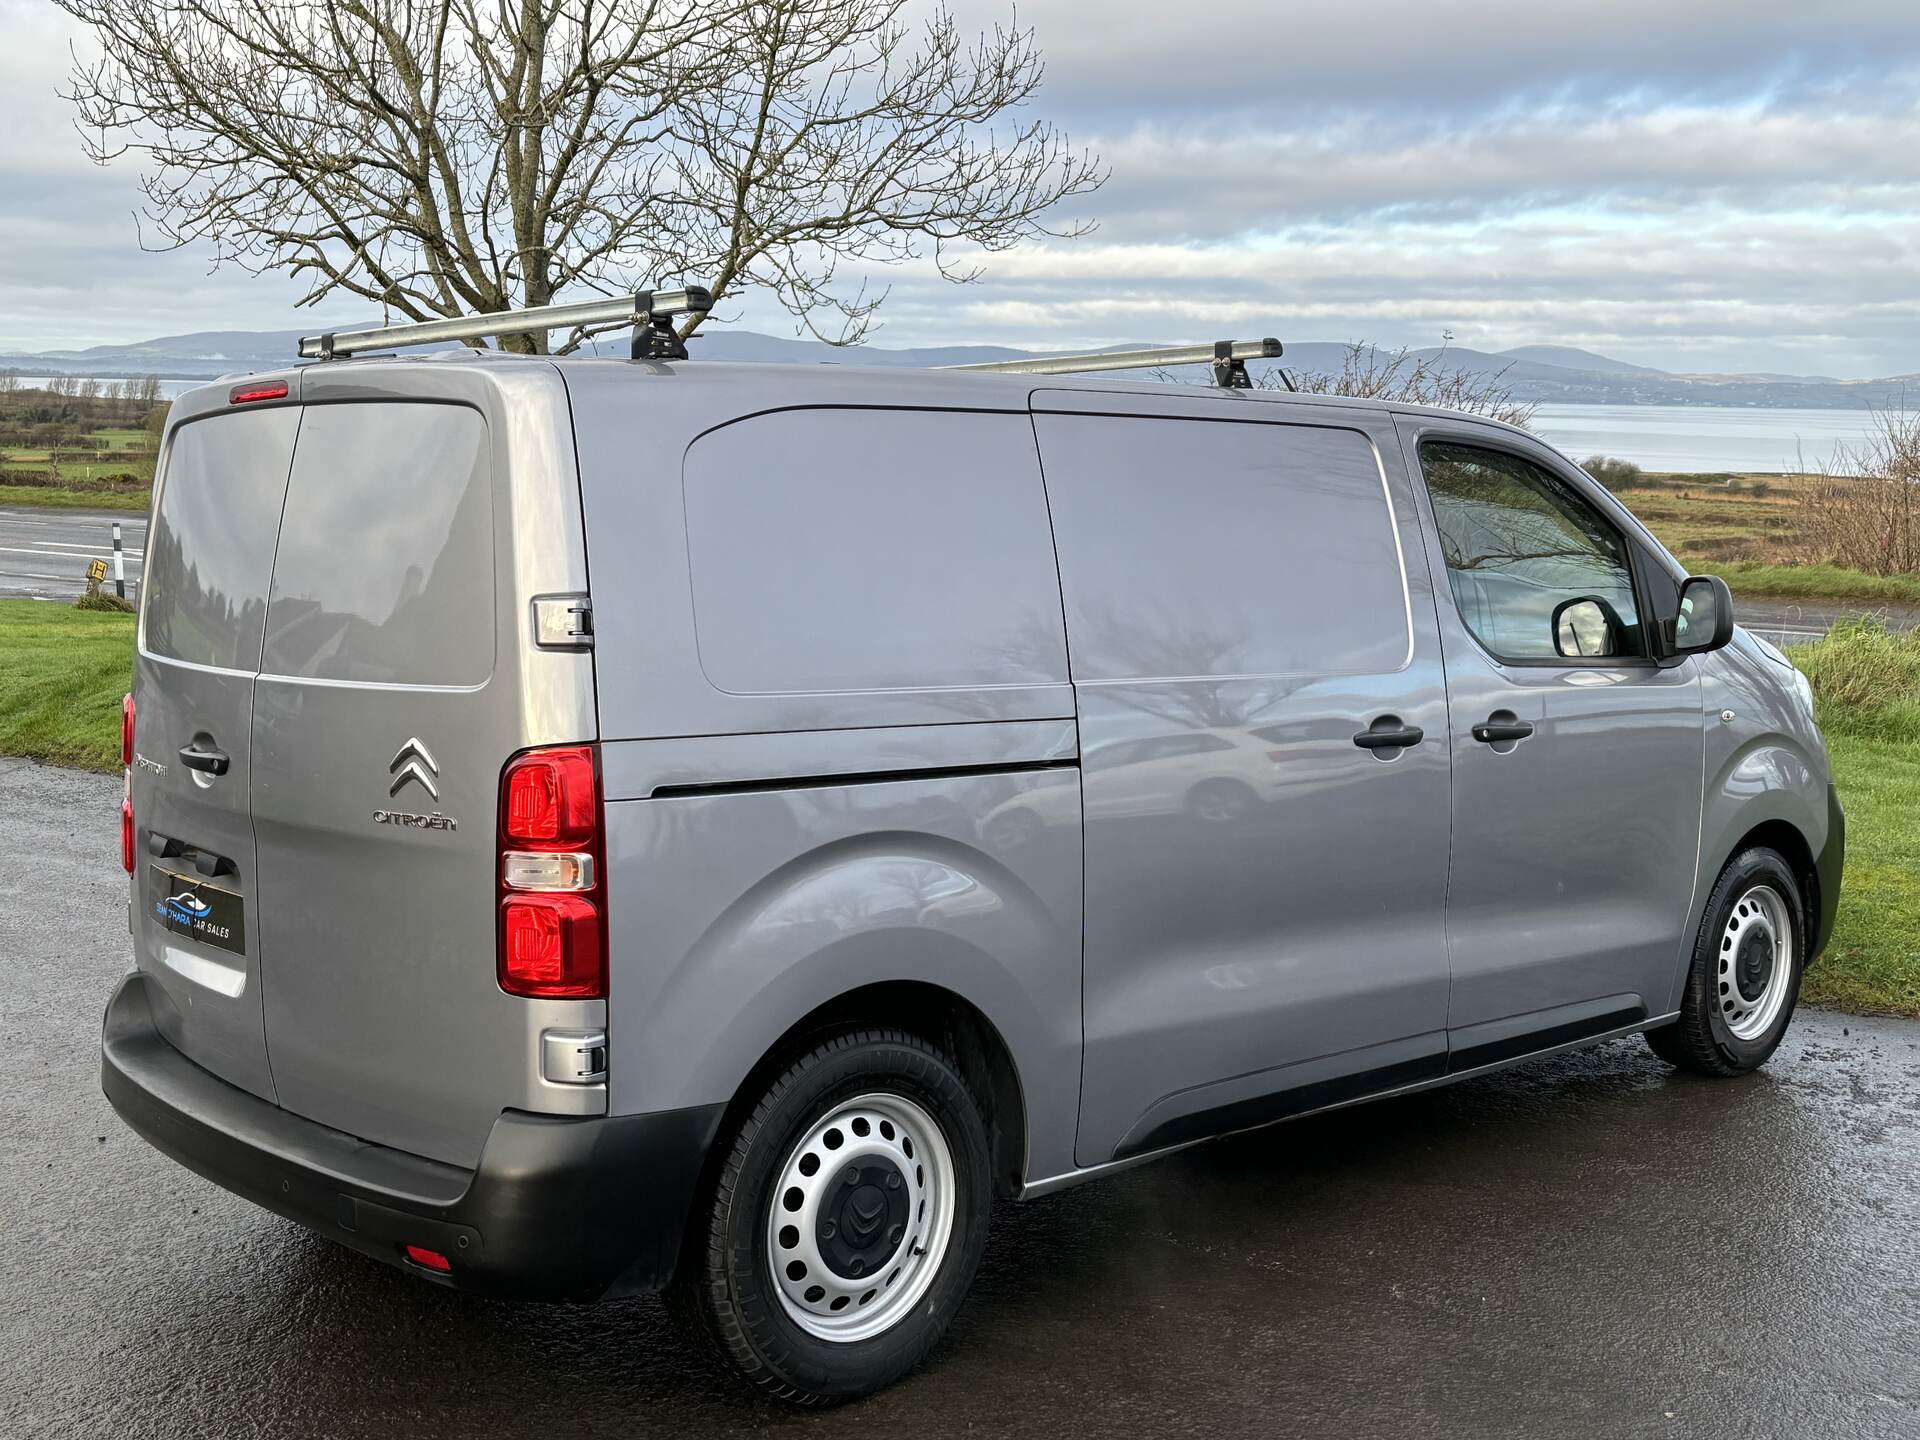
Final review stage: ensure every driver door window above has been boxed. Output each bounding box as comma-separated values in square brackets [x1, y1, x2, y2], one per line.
[1419, 442, 1643, 661]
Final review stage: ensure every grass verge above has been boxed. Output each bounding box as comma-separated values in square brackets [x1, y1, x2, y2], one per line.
[1804, 735, 1920, 1015]
[0, 483, 149, 512]
[0, 599, 134, 771]
[1788, 619, 1920, 1014]
[1721, 561, 1920, 606]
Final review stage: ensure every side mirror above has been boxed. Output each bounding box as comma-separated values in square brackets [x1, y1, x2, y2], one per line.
[1552, 595, 1625, 658]
[1672, 574, 1735, 654]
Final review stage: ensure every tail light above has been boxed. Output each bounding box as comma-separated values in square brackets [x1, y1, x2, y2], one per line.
[497, 745, 604, 998]
[121, 693, 135, 873]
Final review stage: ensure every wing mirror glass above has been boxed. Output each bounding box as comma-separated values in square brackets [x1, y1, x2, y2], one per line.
[1552, 595, 1624, 658]
[1673, 574, 1735, 654]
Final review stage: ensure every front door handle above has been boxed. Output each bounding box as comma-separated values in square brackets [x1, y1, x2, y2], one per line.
[1471, 716, 1536, 744]
[177, 741, 230, 776]
[1352, 718, 1425, 750]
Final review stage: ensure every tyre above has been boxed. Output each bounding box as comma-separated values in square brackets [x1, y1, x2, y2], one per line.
[1645, 846, 1805, 1076]
[669, 1028, 993, 1405]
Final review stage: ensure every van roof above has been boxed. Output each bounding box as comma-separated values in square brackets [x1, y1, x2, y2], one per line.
[198, 347, 1538, 444]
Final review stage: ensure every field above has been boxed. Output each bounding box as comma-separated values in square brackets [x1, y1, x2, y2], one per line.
[0, 596, 1911, 1017]
[0, 383, 160, 506]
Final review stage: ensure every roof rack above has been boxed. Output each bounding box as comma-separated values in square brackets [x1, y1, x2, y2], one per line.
[297, 286, 714, 362]
[945, 338, 1285, 389]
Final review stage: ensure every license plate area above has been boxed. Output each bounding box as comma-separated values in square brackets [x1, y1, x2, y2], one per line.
[147, 864, 246, 956]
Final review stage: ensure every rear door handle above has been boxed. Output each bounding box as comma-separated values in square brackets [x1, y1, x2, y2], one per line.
[177, 741, 230, 776]
[148, 829, 236, 878]
[1471, 717, 1536, 744]
[1352, 719, 1425, 750]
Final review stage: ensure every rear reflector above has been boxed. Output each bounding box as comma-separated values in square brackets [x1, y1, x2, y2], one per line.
[501, 892, 603, 998]
[122, 693, 135, 768]
[403, 1244, 452, 1273]
[229, 380, 289, 405]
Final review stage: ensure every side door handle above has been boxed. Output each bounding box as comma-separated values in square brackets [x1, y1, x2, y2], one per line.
[177, 740, 231, 776]
[1471, 715, 1536, 744]
[1352, 717, 1425, 750]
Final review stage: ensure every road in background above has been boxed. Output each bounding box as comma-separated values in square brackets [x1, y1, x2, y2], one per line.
[3, 759, 1917, 1439]
[0, 506, 146, 601]
[1737, 597, 1920, 647]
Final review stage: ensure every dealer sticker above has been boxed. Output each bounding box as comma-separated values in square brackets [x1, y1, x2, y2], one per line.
[147, 865, 245, 956]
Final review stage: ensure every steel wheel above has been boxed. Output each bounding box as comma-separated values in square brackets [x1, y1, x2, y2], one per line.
[1718, 883, 1793, 1041]
[765, 1091, 957, 1343]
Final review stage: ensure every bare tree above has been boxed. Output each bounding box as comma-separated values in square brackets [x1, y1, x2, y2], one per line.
[59, 0, 1101, 352]
[1797, 405, 1920, 575]
[1272, 341, 1537, 427]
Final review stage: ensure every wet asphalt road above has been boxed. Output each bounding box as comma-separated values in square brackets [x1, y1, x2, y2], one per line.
[0, 506, 146, 601]
[3, 757, 1918, 1438]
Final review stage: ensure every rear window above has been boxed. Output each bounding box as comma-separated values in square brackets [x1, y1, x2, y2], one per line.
[261, 403, 493, 686]
[682, 408, 1067, 694]
[143, 408, 300, 670]
[1035, 414, 1411, 681]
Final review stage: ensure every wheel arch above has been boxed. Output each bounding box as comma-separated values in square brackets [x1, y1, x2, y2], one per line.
[714, 980, 1030, 1201]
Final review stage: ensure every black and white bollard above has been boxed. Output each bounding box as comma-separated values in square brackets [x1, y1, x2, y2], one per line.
[111, 521, 125, 599]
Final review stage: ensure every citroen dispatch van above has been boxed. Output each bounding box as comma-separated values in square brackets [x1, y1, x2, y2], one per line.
[103, 328, 1843, 1404]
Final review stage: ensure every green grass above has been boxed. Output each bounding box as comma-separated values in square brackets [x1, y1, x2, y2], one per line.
[1787, 620, 1920, 1014]
[0, 484, 149, 511]
[1720, 562, 1920, 606]
[1804, 736, 1920, 1015]
[0, 599, 134, 771]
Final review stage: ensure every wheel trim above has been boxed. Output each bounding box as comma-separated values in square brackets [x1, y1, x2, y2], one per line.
[1718, 884, 1793, 1041]
[765, 1091, 957, 1343]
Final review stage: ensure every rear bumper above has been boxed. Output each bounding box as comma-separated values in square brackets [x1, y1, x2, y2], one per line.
[1812, 783, 1845, 960]
[101, 971, 723, 1300]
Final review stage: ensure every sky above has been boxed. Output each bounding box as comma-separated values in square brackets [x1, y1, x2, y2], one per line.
[4, 0, 1920, 376]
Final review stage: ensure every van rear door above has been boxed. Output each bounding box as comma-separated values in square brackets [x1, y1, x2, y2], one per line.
[131, 401, 300, 1101]
[247, 397, 542, 1168]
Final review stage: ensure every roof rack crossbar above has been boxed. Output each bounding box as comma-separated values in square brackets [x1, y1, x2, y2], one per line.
[945, 338, 1283, 388]
[297, 286, 714, 361]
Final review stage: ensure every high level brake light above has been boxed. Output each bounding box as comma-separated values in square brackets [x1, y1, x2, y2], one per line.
[497, 745, 605, 998]
[121, 693, 135, 873]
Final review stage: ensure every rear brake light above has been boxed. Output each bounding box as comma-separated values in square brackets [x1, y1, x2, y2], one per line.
[502, 746, 596, 846]
[498, 744, 604, 999]
[121, 693, 135, 873]
[229, 380, 289, 405]
[121, 772, 135, 874]
[501, 893, 603, 997]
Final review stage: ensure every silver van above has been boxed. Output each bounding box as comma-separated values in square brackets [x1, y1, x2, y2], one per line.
[103, 298, 1843, 1405]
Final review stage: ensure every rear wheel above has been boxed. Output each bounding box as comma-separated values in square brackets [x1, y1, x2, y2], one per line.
[1645, 846, 1805, 1075]
[669, 1028, 992, 1405]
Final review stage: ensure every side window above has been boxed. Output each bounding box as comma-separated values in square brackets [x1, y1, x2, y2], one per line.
[1035, 414, 1410, 681]
[682, 408, 1067, 694]
[262, 403, 494, 686]
[1419, 442, 1644, 661]
[143, 408, 300, 670]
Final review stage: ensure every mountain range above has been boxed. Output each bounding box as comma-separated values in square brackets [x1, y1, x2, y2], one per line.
[6, 327, 1918, 409]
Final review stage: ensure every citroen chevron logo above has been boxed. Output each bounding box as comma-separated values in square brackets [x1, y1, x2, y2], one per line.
[388, 737, 440, 800]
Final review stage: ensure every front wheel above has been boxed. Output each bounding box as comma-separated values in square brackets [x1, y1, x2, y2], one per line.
[1645, 846, 1805, 1075]
[669, 1028, 992, 1405]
